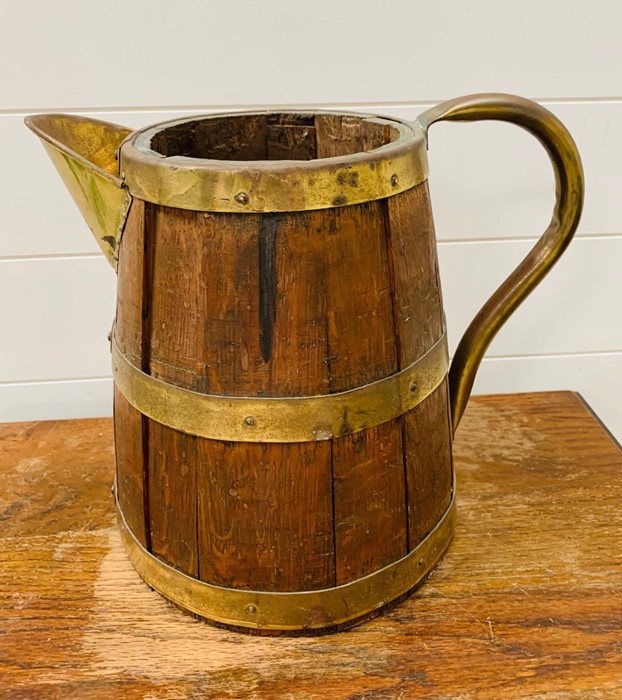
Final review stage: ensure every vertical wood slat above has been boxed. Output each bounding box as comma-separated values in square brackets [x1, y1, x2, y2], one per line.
[148, 425, 198, 576]
[403, 381, 453, 544]
[113, 388, 147, 546]
[142, 206, 334, 591]
[386, 184, 453, 548]
[114, 200, 148, 547]
[266, 114, 317, 161]
[197, 209, 334, 591]
[143, 204, 200, 576]
[194, 115, 268, 161]
[315, 115, 391, 158]
[332, 426, 406, 584]
[197, 440, 333, 591]
[145, 206, 204, 577]
[115, 200, 145, 368]
[325, 201, 408, 585]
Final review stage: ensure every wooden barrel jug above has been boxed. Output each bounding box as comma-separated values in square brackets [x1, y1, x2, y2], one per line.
[26, 94, 583, 634]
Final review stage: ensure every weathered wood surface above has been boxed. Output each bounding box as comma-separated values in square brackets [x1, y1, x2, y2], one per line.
[386, 184, 452, 547]
[1, 391, 621, 698]
[114, 175, 451, 594]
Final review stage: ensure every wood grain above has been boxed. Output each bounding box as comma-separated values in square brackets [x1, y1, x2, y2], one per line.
[1, 392, 621, 698]
[147, 424, 198, 577]
[315, 114, 392, 158]
[324, 200, 407, 584]
[331, 425, 406, 584]
[113, 180, 453, 596]
[113, 199, 148, 548]
[152, 113, 394, 162]
[197, 439, 333, 591]
[136, 204, 335, 591]
[386, 183, 453, 548]
[403, 380, 453, 543]
[195, 208, 335, 590]
[113, 387, 147, 546]
[266, 114, 317, 160]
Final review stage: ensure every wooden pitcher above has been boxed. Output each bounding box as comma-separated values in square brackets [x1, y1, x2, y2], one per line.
[27, 94, 583, 634]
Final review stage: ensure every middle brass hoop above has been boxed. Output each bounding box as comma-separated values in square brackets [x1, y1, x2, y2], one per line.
[112, 333, 449, 443]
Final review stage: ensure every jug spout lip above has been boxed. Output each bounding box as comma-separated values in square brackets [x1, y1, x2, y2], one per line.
[26, 113, 133, 270]
[25, 113, 132, 183]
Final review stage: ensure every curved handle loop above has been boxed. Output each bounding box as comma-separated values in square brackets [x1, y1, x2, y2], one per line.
[417, 93, 584, 433]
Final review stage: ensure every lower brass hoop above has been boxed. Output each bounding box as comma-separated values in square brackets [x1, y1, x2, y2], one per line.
[116, 487, 455, 633]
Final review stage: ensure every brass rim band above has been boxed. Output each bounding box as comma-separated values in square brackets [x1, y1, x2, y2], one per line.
[112, 334, 449, 443]
[116, 488, 455, 631]
[119, 111, 429, 213]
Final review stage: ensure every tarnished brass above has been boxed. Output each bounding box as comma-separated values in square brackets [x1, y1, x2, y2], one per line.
[112, 332, 448, 443]
[119, 112, 428, 212]
[417, 94, 584, 433]
[26, 95, 584, 636]
[25, 114, 133, 268]
[116, 486, 455, 632]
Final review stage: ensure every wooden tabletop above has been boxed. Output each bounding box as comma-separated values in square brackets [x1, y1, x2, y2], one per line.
[1, 391, 621, 699]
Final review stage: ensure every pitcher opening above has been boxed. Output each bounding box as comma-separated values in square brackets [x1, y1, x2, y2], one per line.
[120, 110, 427, 212]
[149, 113, 402, 162]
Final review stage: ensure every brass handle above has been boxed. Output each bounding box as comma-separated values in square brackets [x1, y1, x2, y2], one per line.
[417, 94, 584, 433]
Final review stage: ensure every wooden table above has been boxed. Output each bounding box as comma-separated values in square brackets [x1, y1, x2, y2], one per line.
[1, 392, 621, 699]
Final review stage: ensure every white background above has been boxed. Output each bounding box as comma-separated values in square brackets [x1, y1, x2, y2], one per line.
[1, 1, 621, 439]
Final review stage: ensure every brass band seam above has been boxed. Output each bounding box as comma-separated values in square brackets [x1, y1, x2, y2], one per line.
[115, 486, 455, 631]
[111, 333, 449, 443]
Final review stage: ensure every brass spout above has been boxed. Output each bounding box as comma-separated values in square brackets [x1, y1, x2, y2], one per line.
[25, 114, 133, 269]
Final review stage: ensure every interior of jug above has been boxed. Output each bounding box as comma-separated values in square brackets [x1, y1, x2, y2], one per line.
[149, 113, 402, 162]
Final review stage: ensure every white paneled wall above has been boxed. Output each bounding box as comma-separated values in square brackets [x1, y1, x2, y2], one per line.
[2, 1, 621, 439]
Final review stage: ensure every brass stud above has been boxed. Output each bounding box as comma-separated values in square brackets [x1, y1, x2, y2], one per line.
[244, 416, 257, 427]
[390, 174, 399, 188]
[313, 427, 334, 441]
[246, 604, 257, 613]
[235, 191, 250, 205]
[410, 382, 418, 393]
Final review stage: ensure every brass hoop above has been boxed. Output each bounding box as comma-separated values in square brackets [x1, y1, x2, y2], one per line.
[112, 333, 448, 443]
[116, 488, 455, 632]
[119, 111, 429, 213]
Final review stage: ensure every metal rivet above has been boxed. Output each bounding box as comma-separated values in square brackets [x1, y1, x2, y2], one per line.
[246, 604, 257, 613]
[313, 427, 334, 441]
[410, 382, 418, 393]
[235, 191, 250, 205]
[418, 557, 424, 567]
[390, 174, 399, 187]
[244, 416, 256, 427]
